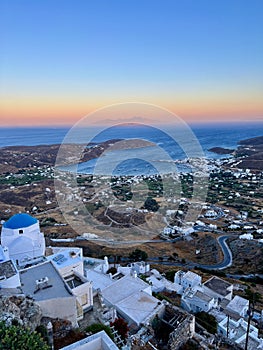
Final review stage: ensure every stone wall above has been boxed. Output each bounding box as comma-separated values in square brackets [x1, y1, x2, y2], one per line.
[0, 295, 42, 330]
[168, 314, 195, 350]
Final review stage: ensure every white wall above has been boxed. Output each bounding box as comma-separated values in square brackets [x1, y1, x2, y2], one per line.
[38, 296, 78, 327]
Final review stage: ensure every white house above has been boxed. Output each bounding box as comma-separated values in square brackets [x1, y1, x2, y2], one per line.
[205, 210, 217, 218]
[117, 261, 150, 276]
[146, 269, 182, 293]
[225, 295, 249, 318]
[239, 233, 254, 240]
[174, 270, 202, 293]
[60, 330, 119, 350]
[47, 247, 84, 277]
[0, 246, 20, 289]
[218, 316, 263, 349]
[46, 248, 93, 318]
[1, 213, 45, 266]
[203, 276, 233, 301]
[19, 261, 78, 326]
[182, 288, 217, 313]
[64, 271, 93, 320]
[101, 274, 164, 326]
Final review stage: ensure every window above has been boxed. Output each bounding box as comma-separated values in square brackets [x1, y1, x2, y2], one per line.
[19, 229, 23, 234]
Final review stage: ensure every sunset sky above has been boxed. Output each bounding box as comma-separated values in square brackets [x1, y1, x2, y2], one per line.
[1, 0, 263, 126]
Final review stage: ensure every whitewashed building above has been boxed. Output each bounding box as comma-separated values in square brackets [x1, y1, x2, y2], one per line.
[47, 247, 93, 318]
[182, 288, 217, 313]
[60, 330, 119, 350]
[203, 276, 233, 301]
[1, 213, 45, 266]
[101, 274, 164, 326]
[20, 261, 78, 326]
[0, 246, 20, 289]
[174, 270, 202, 293]
[225, 295, 249, 318]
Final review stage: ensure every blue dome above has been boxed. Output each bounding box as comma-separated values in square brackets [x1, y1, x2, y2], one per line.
[3, 213, 38, 229]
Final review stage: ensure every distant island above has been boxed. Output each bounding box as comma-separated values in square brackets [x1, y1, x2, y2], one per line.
[1, 134, 263, 174]
[208, 147, 234, 155]
[210, 135, 263, 170]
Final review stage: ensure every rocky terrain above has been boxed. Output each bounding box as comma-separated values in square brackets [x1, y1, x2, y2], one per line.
[232, 135, 263, 170]
[208, 147, 234, 155]
[0, 134, 262, 273]
[0, 295, 42, 330]
[0, 139, 127, 174]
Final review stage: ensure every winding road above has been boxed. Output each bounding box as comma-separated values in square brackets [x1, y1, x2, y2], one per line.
[147, 235, 233, 270]
[73, 233, 234, 270]
[197, 235, 233, 270]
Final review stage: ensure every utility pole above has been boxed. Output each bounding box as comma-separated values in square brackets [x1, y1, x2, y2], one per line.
[226, 315, 230, 338]
[245, 298, 254, 350]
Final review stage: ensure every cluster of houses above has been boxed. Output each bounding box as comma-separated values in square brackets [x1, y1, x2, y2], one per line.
[0, 213, 166, 349]
[0, 213, 263, 349]
[173, 271, 263, 349]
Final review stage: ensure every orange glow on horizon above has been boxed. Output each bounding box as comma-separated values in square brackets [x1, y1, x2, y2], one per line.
[1, 94, 262, 126]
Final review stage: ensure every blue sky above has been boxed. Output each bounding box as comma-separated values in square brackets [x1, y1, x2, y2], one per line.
[1, 0, 263, 125]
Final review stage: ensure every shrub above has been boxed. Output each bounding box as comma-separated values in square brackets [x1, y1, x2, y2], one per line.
[129, 249, 148, 261]
[86, 323, 113, 340]
[195, 312, 217, 334]
[0, 321, 49, 350]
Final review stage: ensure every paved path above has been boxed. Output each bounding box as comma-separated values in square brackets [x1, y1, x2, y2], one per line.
[148, 235, 233, 270]
[197, 235, 232, 270]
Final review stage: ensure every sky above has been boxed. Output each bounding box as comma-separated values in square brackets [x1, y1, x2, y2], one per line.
[0, 0, 263, 126]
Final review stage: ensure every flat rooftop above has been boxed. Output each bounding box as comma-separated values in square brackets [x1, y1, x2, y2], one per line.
[116, 290, 160, 325]
[102, 275, 149, 305]
[204, 276, 232, 297]
[20, 261, 72, 301]
[184, 271, 200, 282]
[0, 260, 17, 279]
[60, 330, 118, 350]
[86, 269, 114, 291]
[226, 295, 248, 313]
[47, 248, 82, 269]
[195, 290, 213, 302]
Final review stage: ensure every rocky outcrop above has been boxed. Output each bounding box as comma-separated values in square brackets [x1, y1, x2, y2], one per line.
[0, 295, 42, 330]
[208, 147, 234, 155]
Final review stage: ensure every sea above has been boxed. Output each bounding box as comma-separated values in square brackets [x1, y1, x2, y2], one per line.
[1, 122, 262, 176]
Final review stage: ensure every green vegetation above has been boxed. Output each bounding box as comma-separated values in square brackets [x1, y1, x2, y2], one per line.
[195, 311, 217, 334]
[129, 248, 148, 261]
[40, 217, 57, 227]
[0, 168, 53, 186]
[165, 270, 176, 282]
[0, 322, 49, 350]
[180, 174, 194, 198]
[85, 323, 114, 340]
[143, 197, 159, 212]
[153, 291, 173, 304]
[245, 287, 261, 303]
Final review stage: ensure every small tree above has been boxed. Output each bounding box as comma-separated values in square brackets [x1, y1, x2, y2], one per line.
[195, 311, 217, 334]
[143, 197, 159, 212]
[0, 321, 49, 350]
[110, 318, 128, 341]
[165, 270, 176, 282]
[129, 248, 148, 261]
[86, 323, 114, 340]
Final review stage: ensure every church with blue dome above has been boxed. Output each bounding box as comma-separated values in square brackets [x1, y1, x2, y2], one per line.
[1, 213, 45, 266]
